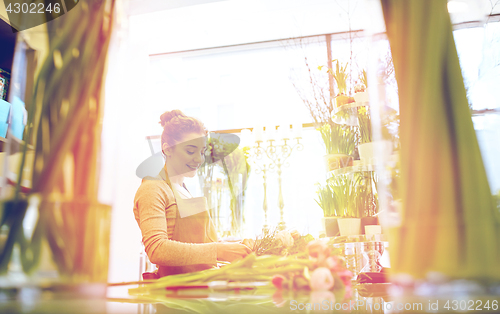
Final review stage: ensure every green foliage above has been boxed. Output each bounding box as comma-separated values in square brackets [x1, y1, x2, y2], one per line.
[494, 190, 500, 214]
[328, 173, 377, 218]
[357, 106, 372, 144]
[328, 60, 349, 95]
[315, 182, 338, 217]
[359, 70, 368, 90]
[318, 123, 357, 155]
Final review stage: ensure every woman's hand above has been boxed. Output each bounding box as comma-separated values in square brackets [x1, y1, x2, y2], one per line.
[241, 238, 255, 250]
[216, 242, 252, 262]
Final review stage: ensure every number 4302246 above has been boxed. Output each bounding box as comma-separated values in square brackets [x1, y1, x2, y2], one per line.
[443, 299, 498, 311]
[6, 2, 61, 14]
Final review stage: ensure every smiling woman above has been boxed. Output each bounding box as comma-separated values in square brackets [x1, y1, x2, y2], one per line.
[133, 110, 252, 278]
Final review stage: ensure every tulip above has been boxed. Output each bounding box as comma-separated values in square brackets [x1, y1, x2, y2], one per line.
[271, 274, 287, 289]
[325, 256, 340, 271]
[306, 240, 328, 259]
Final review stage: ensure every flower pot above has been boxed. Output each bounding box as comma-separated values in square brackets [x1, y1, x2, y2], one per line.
[354, 91, 369, 105]
[322, 217, 340, 237]
[360, 216, 379, 234]
[358, 141, 393, 165]
[323, 154, 353, 172]
[335, 95, 355, 107]
[337, 218, 361, 236]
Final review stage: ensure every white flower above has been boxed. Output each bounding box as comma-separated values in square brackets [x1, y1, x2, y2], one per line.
[276, 230, 294, 247]
[310, 267, 335, 291]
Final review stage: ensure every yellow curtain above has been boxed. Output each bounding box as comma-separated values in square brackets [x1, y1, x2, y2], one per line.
[381, 0, 500, 281]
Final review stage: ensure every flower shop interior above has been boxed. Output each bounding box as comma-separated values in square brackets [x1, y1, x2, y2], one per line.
[0, 0, 500, 313]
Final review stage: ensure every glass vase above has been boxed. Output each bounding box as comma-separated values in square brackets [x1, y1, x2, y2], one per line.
[0, 195, 111, 297]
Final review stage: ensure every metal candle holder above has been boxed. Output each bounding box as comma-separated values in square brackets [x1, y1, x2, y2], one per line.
[247, 133, 303, 231]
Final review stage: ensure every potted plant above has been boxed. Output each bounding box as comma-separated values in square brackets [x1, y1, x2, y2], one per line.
[319, 123, 357, 171]
[358, 105, 395, 165]
[330, 175, 363, 236]
[354, 70, 369, 105]
[315, 183, 340, 237]
[329, 61, 355, 108]
[357, 106, 373, 164]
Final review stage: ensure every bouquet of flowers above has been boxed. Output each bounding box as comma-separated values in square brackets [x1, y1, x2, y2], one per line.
[128, 237, 353, 305]
[270, 240, 353, 299]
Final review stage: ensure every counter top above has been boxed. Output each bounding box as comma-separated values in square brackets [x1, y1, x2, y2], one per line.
[1, 282, 498, 314]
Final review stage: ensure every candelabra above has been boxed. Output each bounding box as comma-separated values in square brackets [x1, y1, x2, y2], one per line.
[245, 125, 304, 231]
[248, 159, 272, 232]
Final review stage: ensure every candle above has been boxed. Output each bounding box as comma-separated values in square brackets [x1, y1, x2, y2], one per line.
[292, 122, 303, 138]
[240, 129, 252, 147]
[266, 125, 276, 141]
[279, 124, 291, 140]
[253, 125, 264, 142]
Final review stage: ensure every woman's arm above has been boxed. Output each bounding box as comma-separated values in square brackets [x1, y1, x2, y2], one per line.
[134, 180, 218, 266]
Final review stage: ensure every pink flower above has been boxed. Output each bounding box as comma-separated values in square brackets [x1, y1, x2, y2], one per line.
[271, 275, 287, 289]
[310, 267, 335, 291]
[325, 256, 340, 271]
[306, 240, 327, 259]
[337, 269, 353, 279]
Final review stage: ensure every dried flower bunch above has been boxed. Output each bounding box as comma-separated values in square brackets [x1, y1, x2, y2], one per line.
[252, 228, 306, 256]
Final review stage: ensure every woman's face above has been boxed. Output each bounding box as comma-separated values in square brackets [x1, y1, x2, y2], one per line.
[165, 132, 206, 178]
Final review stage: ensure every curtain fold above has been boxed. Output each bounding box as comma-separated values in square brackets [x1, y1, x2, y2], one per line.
[381, 0, 500, 281]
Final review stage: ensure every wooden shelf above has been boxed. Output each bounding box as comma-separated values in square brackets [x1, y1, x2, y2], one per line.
[327, 163, 376, 179]
[332, 102, 369, 114]
[0, 135, 34, 153]
[331, 102, 369, 126]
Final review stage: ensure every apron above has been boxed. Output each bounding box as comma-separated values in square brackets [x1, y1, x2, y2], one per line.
[156, 168, 218, 277]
